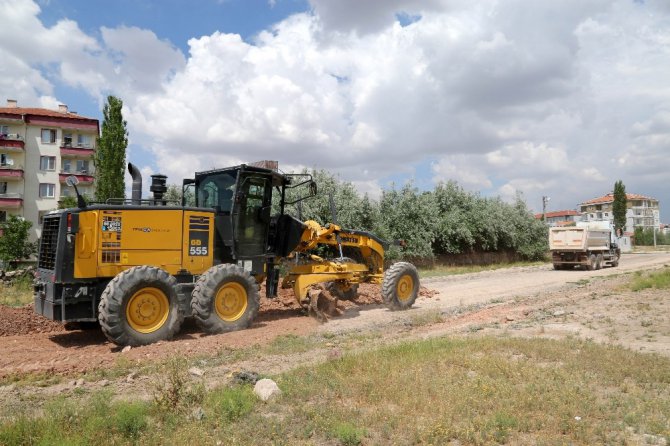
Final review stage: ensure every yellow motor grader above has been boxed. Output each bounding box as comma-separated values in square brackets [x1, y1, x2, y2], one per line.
[34, 162, 420, 346]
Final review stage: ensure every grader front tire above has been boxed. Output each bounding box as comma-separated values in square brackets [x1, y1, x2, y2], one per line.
[382, 262, 420, 310]
[98, 266, 183, 346]
[191, 264, 260, 334]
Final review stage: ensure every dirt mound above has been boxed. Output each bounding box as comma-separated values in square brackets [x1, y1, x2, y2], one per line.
[0, 304, 65, 337]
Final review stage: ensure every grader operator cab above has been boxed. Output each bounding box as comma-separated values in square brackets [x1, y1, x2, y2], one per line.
[34, 162, 420, 346]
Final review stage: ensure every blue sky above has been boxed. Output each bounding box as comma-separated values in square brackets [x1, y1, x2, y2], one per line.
[2, 0, 669, 221]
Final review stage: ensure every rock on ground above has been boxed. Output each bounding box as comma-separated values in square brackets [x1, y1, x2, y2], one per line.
[254, 378, 281, 401]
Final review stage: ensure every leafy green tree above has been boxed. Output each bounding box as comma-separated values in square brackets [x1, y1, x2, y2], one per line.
[95, 96, 128, 202]
[164, 184, 195, 206]
[0, 216, 36, 269]
[58, 194, 92, 209]
[612, 180, 627, 235]
[377, 183, 437, 261]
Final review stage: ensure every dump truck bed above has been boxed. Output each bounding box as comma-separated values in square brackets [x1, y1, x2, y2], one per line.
[549, 227, 610, 252]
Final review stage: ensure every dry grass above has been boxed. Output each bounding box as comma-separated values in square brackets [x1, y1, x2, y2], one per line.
[419, 261, 545, 278]
[3, 336, 668, 445]
[0, 277, 33, 307]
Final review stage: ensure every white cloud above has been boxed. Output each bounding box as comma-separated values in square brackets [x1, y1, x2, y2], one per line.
[1, 0, 670, 220]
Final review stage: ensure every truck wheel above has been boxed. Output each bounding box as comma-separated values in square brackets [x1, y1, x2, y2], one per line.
[611, 254, 620, 267]
[382, 262, 420, 310]
[596, 254, 604, 270]
[587, 254, 597, 271]
[191, 264, 260, 334]
[326, 282, 359, 300]
[98, 266, 183, 346]
[553, 263, 562, 270]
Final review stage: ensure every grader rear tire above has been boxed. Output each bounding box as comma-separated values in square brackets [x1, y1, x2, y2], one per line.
[191, 264, 260, 334]
[382, 262, 420, 310]
[98, 266, 183, 346]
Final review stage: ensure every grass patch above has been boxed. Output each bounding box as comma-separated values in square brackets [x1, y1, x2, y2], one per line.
[0, 276, 34, 307]
[419, 261, 544, 278]
[2, 337, 669, 445]
[405, 309, 445, 327]
[631, 267, 670, 292]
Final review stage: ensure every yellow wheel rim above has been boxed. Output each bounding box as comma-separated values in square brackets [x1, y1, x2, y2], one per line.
[215, 282, 248, 322]
[397, 274, 414, 302]
[126, 287, 169, 333]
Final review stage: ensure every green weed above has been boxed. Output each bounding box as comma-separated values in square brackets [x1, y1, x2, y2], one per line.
[631, 267, 670, 292]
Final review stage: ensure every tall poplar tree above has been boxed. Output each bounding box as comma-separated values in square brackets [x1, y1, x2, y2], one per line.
[612, 180, 627, 235]
[94, 96, 128, 202]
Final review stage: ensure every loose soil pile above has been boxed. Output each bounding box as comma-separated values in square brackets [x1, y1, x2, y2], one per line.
[0, 305, 65, 337]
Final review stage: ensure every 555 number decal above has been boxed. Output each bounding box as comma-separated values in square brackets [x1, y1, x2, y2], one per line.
[189, 238, 208, 256]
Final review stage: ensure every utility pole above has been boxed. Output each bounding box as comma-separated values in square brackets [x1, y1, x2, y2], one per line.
[542, 196, 550, 223]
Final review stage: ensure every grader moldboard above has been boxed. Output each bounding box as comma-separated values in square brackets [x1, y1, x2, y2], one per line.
[34, 162, 420, 346]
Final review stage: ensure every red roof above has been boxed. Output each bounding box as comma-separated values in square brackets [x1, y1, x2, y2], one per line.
[534, 210, 580, 219]
[580, 193, 656, 205]
[0, 107, 97, 123]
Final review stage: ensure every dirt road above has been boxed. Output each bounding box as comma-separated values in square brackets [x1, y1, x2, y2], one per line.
[0, 252, 668, 379]
[323, 252, 670, 334]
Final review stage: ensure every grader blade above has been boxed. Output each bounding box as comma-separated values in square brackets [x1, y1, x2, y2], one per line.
[306, 285, 341, 322]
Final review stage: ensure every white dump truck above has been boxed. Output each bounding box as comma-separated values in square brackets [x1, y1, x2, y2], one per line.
[549, 222, 621, 270]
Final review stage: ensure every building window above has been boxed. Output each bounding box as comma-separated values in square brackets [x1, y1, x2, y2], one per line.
[63, 132, 73, 147]
[0, 154, 9, 166]
[39, 183, 56, 198]
[41, 129, 57, 144]
[0, 211, 6, 222]
[0, 182, 6, 194]
[40, 156, 56, 171]
[76, 159, 89, 173]
[62, 159, 71, 173]
[77, 134, 92, 148]
[0, 125, 8, 136]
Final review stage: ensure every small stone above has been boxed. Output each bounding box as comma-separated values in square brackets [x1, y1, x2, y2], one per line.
[99, 379, 110, 387]
[522, 309, 532, 316]
[68, 380, 77, 388]
[1, 384, 16, 392]
[254, 378, 281, 401]
[121, 346, 132, 353]
[75, 378, 84, 387]
[553, 310, 566, 317]
[191, 407, 205, 421]
[126, 372, 137, 382]
[188, 367, 205, 377]
[574, 416, 581, 421]
[505, 315, 515, 322]
[232, 370, 259, 385]
[466, 371, 477, 379]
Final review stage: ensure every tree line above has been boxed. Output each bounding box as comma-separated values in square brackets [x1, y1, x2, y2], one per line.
[283, 170, 548, 263]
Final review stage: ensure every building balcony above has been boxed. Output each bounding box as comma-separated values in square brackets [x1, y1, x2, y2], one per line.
[60, 145, 95, 157]
[0, 137, 24, 152]
[0, 166, 24, 180]
[0, 193, 23, 209]
[59, 172, 94, 184]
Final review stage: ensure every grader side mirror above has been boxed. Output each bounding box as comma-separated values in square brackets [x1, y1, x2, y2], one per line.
[309, 181, 317, 196]
[65, 175, 87, 208]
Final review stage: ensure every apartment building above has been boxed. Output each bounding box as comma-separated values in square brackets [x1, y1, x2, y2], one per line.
[0, 99, 98, 240]
[534, 210, 581, 227]
[579, 193, 660, 234]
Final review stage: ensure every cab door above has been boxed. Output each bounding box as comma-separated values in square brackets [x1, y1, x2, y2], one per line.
[234, 174, 272, 258]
